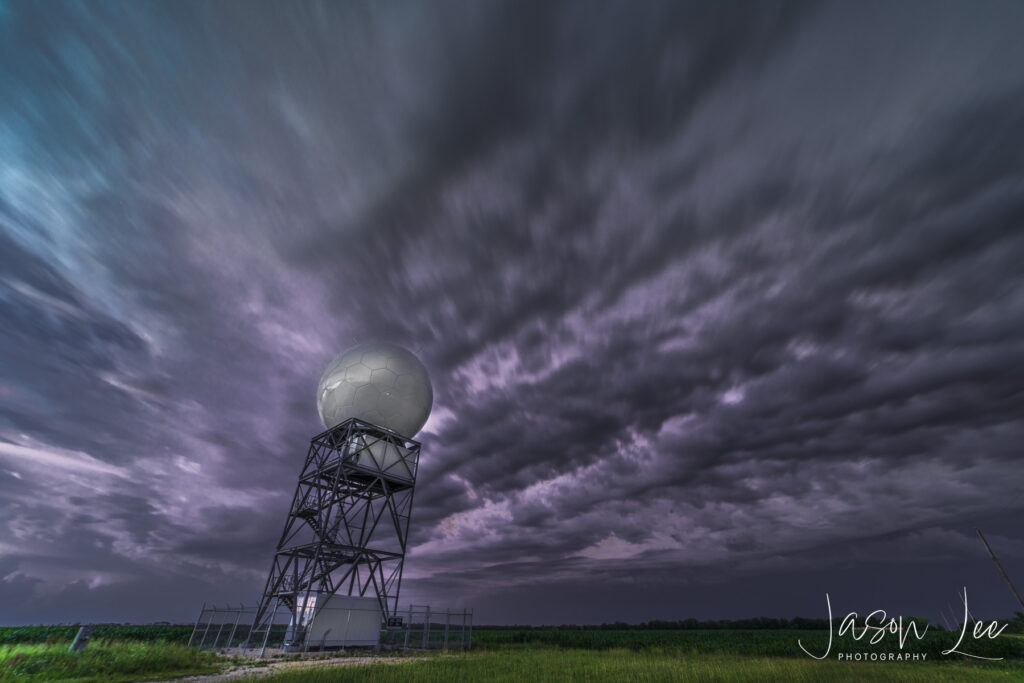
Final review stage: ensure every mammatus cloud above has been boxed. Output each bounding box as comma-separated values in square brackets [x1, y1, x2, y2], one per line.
[1, 0, 1023, 624]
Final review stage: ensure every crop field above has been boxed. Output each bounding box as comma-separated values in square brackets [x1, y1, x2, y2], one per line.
[471, 627, 1024, 660]
[0, 625, 193, 646]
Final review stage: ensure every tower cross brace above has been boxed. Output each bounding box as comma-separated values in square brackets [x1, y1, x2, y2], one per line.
[247, 418, 420, 648]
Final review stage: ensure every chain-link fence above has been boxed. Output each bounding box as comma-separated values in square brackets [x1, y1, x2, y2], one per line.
[380, 605, 473, 651]
[188, 602, 472, 656]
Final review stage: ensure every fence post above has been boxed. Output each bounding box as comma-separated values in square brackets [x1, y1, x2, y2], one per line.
[468, 609, 473, 650]
[197, 607, 217, 649]
[260, 601, 280, 658]
[443, 609, 450, 650]
[187, 602, 206, 648]
[342, 608, 352, 650]
[68, 625, 94, 654]
[422, 606, 431, 649]
[303, 601, 316, 654]
[226, 607, 243, 650]
[461, 609, 466, 650]
[213, 615, 227, 649]
[403, 606, 412, 650]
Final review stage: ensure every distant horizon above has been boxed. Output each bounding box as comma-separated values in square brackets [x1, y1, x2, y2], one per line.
[5, 613, 1022, 630]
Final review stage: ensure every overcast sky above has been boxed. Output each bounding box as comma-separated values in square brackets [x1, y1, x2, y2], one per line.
[2, 0, 1024, 626]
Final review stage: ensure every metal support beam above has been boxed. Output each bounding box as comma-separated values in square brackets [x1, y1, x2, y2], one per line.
[248, 418, 421, 650]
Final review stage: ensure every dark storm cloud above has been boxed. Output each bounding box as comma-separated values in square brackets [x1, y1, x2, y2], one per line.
[1, 0, 1023, 624]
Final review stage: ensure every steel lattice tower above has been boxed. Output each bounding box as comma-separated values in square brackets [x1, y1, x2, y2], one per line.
[247, 417, 420, 649]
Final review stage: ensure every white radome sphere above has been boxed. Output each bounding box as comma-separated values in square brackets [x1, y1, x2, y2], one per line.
[316, 342, 433, 438]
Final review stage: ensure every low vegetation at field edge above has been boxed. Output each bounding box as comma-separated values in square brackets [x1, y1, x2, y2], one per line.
[0, 625, 192, 646]
[471, 628, 1024, 660]
[0, 640, 223, 683]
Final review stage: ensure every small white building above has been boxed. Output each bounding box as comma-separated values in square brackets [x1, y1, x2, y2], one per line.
[287, 593, 382, 649]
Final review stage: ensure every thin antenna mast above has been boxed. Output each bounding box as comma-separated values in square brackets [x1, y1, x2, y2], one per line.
[946, 603, 960, 632]
[958, 588, 978, 624]
[939, 611, 953, 631]
[976, 528, 1024, 613]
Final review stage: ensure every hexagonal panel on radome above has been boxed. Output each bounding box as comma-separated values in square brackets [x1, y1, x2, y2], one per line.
[395, 373, 420, 393]
[360, 349, 389, 370]
[335, 383, 357, 407]
[386, 354, 411, 372]
[377, 391, 404, 419]
[355, 383, 381, 404]
[370, 367, 398, 387]
[344, 363, 372, 384]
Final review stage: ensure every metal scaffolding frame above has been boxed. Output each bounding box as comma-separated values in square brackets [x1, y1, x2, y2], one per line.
[245, 417, 420, 650]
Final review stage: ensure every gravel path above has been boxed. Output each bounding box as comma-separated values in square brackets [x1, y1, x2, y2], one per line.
[149, 654, 425, 682]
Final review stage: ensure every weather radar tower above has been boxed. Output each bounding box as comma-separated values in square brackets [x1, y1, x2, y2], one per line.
[247, 342, 432, 650]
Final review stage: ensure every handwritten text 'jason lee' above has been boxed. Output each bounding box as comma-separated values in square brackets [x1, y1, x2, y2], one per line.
[798, 588, 1008, 661]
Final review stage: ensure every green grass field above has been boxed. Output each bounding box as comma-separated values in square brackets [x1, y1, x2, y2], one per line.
[258, 630, 1024, 682]
[255, 648, 1024, 682]
[0, 641, 222, 683]
[1, 627, 1022, 682]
